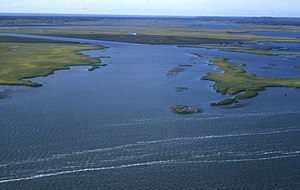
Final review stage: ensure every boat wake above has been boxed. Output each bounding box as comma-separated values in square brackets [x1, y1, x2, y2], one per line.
[1, 150, 300, 184]
[0, 126, 299, 168]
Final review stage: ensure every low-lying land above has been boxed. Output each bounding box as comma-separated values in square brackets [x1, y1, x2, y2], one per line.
[171, 105, 202, 114]
[1, 16, 300, 46]
[0, 15, 188, 28]
[0, 37, 103, 86]
[1, 16, 299, 105]
[186, 45, 300, 56]
[1, 16, 300, 27]
[1, 24, 300, 45]
[194, 54, 300, 106]
[175, 87, 188, 92]
[166, 67, 185, 77]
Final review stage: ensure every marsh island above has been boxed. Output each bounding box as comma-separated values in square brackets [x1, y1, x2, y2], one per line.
[0, 36, 103, 86]
[194, 54, 300, 105]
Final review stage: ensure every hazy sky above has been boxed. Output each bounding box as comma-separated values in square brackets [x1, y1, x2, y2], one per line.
[1, 0, 300, 17]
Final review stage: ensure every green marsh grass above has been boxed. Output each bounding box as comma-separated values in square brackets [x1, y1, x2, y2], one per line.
[0, 38, 103, 86]
[196, 54, 300, 106]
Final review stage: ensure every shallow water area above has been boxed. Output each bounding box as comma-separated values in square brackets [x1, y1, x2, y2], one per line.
[194, 21, 241, 29]
[249, 31, 300, 38]
[194, 42, 300, 78]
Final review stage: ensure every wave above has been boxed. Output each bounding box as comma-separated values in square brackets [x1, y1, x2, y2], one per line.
[185, 153, 300, 164]
[79, 107, 300, 128]
[174, 109, 300, 122]
[0, 160, 175, 184]
[1, 126, 299, 168]
[135, 126, 300, 145]
[1, 151, 300, 184]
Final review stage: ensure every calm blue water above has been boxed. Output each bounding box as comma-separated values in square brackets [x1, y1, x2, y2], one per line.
[195, 42, 300, 79]
[232, 31, 300, 38]
[0, 34, 300, 189]
[249, 31, 300, 38]
[190, 47, 300, 79]
[195, 22, 241, 29]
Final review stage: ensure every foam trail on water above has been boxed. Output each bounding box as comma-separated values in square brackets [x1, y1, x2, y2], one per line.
[0, 160, 175, 184]
[82, 108, 300, 128]
[184, 153, 300, 164]
[0, 143, 144, 168]
[105, 108, 300, 126]
[135, 126, 300, 145]
[1, 152, 300, 184]
[0, 126, 299, 168]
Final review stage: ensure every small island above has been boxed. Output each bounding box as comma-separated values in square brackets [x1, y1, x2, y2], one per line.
[171, 105, 203, 114]
[195, 45, 300, 56]
[166, 66, 185, 77]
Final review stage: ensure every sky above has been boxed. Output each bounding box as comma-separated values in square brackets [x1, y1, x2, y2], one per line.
[0, 0, 300, 17]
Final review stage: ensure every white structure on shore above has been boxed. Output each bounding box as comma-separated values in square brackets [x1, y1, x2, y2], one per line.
[128, 32, 137, 36]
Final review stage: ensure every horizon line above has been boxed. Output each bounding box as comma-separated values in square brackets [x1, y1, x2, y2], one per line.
[0, 12, 300, 19]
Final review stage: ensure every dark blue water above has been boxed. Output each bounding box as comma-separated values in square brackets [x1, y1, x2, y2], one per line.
[232, 31, 300, 38]
[0, 34, 300, 189]
[249, 31, 300, 38]
[194, 41, 300, 78]
[190, 47, 300, 79]
[195, 22, 241, 29]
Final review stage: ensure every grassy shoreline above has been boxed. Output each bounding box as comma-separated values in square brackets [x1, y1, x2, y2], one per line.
[184, 45, 300, 56]
[0, 37, 104, 87]
[1, 25, 300, 45]
[194, 54, 300, 106]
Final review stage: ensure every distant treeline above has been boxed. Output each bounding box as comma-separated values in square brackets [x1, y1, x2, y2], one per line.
[193, 16, 300, 26]
[0, 15, 299, 26]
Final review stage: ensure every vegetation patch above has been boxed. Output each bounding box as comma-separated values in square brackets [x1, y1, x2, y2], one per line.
[0, 37, 104, 86]
[99, 56, 111, 59]
[1, 22, 300, 45]
[224, 103, 248, 109]
[190, 53, 223, 60]
[169, 67, 184, 73]
[211, 98, 237, 106]
[190, 45, 300, 56]
[178, 64, 193, 67]
[0, 36, 75, 43]
[167, 67, 185, 77]
[88, 63, 108, 71]
[194, 54, 300, 106]
[175, 87, 188, 92]
[171, 105, 202, 114]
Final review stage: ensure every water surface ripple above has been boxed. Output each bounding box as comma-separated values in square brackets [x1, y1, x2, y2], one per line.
[0, 33, 300, 189]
